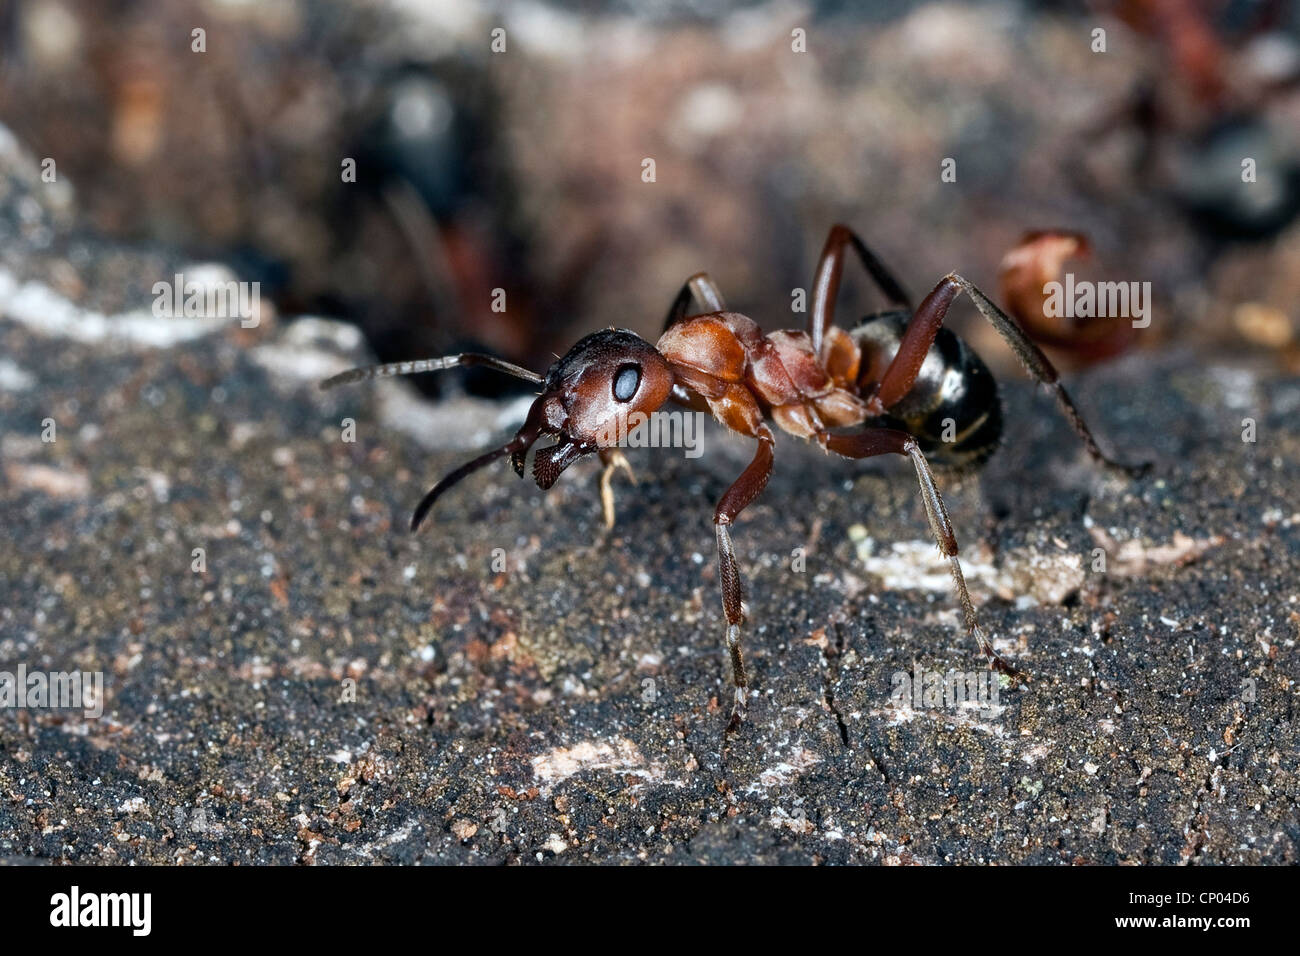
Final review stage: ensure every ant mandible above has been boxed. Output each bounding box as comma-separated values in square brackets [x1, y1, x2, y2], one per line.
[322, 224, 1148, 732]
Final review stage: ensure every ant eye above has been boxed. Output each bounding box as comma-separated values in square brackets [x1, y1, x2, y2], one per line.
[612, 364, 640, 403]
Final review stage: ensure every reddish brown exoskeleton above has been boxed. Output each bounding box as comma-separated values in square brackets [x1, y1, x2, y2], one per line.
[322, 224, 1147, 731]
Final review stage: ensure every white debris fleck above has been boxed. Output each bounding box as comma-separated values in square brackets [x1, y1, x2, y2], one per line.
[746, 748, 822, 793]
[0, 358, 35, 391]
[541, 833, 568, 855]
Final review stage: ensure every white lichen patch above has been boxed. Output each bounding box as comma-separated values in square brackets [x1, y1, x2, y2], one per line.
[530, 737, 681, 794]
[1206, 365, 1261, 412]
[4, 461, 90, 499]
[848, 527, 1085, 605]
[0, 267, 230, 348]
[255, 316, 533, 451]
[871, 703, 1008, 737]
[745, 747, 822, 793]
[248, 317, 361, 388]
[375, 386, 533, 452]
[1087, 527, 1223, 576]
[768, 807, 817, 834]
[1020, 740, 1054, 765]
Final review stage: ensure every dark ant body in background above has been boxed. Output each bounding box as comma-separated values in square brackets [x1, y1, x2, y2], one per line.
[323, 224, 1148, 732]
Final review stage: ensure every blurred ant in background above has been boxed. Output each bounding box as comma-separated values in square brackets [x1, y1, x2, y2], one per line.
[1085, 0, 1300, 240]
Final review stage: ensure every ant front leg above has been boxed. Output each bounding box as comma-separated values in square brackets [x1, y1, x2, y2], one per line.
[713, 427, 775, 732]
[822, 428, 1024, 679]
[870, 273, 1149, 476]
[809, 224, 913, 359]
[597, 448, 636, 529]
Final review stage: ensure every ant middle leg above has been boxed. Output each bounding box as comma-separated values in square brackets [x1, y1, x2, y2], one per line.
[868, 273, 1149, 476]
[597, 448, 636, 529]
[821, 427, 1024, 679]
[809, 224, 914, 359]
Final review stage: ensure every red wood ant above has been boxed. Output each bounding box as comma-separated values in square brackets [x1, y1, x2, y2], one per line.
[322, 224, 1147, 731]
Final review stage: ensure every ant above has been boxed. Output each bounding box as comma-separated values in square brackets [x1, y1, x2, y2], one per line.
[322, 224, 1148, 732]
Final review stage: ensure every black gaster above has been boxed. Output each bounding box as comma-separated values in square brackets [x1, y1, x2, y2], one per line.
[851, 310, 1003, 470]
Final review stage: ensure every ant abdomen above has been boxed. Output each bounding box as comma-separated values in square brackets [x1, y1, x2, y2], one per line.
[852, 311, 1003, 470]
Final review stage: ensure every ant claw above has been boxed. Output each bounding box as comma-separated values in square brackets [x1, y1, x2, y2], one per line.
[724, 689, 747, 733]
[990, 654, 1031, 684]
[1100, 454, 1151, 479]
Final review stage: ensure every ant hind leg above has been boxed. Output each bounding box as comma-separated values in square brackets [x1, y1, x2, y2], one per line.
[809, 224, 913, 359]
[663, 273, 728, 332]
[869, 273, 1149, 477]
[822, 427, 1027, 680]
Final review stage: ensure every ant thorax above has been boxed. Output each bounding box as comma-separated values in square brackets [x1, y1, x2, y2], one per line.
[657, 310, 867, 441]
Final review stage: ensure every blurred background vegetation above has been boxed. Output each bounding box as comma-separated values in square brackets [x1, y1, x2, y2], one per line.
[2, 0, 1298, 395]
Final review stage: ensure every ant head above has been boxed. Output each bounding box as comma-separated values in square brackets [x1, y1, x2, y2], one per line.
[408, 329, 674, 533]
[513, 328, 673, 488]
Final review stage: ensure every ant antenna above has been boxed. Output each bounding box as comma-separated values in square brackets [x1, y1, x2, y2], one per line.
[320, 353, 543, 391]
[411, 431, 535, 531]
